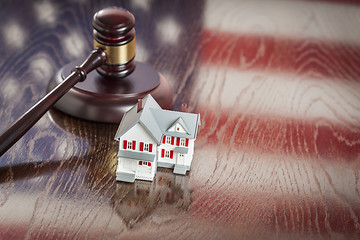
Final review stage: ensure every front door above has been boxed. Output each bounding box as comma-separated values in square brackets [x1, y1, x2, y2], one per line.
[177, 153, 185, 165]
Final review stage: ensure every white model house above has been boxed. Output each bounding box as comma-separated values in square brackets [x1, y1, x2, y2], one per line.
[114, 94, 200, 183]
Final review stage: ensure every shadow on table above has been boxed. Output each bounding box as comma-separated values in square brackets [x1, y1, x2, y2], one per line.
[0, 108, 193, 229]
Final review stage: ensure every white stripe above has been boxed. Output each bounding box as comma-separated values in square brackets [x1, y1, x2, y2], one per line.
[194, 66, 360, 125]
[205, 0, 360, 44]
[191, 146, 359, 203]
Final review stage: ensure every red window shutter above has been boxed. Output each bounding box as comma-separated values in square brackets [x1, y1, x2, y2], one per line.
[148, 162, 151, 167]
[123, 140, 127, 149]
[161, 149, 165, 158]
[170, 150, 174, 159]
[185, 139, 189, 147]
[132, 140, 136, 150]
[139, 161, 142, 165]
[149, 144, 153, 152]
[176, 137, 180, 146]
[171, 137, 174, 145]
[140, 142, 144, 151]
[162, 136, 166, 144]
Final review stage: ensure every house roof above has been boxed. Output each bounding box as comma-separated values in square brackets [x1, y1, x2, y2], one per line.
[114, 94, 200, 144]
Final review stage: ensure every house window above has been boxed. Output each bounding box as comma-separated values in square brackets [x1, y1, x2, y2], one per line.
[180, 154, 184, 157]
[139, 161, 151, 166]
[166, 136, 171, 144]
[127, 141, 132, 149]
[180, 138, 185, 146]
[140, 143, 153, 152]
[165, 150, 170, 158]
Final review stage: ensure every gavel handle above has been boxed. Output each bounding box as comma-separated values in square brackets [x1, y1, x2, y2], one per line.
[0, 48, 107, 157]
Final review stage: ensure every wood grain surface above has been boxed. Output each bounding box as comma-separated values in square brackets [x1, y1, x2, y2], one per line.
[0, 0, 360, 239]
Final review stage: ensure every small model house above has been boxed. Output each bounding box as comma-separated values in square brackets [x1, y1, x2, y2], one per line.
[114, 94, 200, 183]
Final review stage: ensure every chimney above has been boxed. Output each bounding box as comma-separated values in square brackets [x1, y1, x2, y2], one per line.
[181, 103, 188, 112]
[137, 99, 143, 112]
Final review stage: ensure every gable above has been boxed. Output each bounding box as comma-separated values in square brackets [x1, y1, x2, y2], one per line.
[121, 123, 157, 143]
[167, 122, 186, 133]
[151, 108, 200, 139]
[166, 117, 190, 134]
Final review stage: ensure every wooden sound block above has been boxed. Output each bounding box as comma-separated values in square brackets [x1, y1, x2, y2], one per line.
[47, 59, 173, 123]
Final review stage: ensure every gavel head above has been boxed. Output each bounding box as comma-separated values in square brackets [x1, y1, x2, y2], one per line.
[93, 7, 136, 78]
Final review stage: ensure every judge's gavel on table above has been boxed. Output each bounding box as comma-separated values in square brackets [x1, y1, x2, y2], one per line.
[0, 7, 173, 157]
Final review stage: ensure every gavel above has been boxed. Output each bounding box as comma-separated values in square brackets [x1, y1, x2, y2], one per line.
[0, 7, 173, 157]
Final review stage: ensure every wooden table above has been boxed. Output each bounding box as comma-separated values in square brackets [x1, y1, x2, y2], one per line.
[1, 0, 360, 239]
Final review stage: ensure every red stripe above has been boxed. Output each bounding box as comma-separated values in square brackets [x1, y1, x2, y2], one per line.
[161, 149, 165, 158]
[132, 140, 136, 150]
[190, 186, 360, 231]
[162, 136, 166, 144]
[123, 140, 127, 149]
[149, 144, 153, 152]
[201, 30, 360, 81]
[171, 137, 175, 145]
[140, 142, 144, 151]
[176, 137, 180, 146]
[185, 139, 189, 147]
[197, 107, 360, 162]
